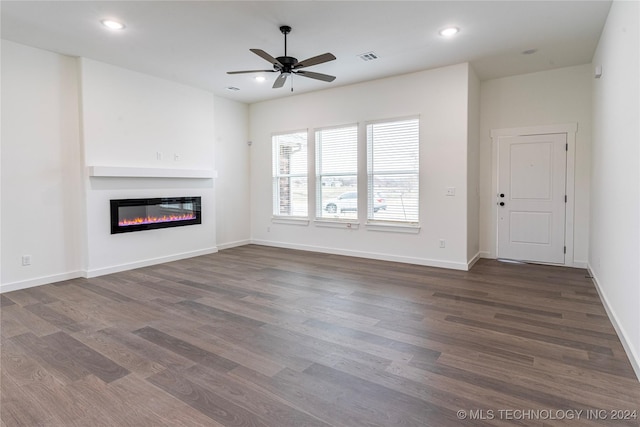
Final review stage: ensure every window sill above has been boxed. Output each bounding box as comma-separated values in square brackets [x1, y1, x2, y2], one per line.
[365, 222, 421, 234]
[314, 220, 360, 230]
[271, 217, 310, 226]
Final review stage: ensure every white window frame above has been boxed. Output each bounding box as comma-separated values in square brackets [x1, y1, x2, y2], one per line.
[315, 123, 359, 223]
[272, 130, 309, 220]
[366, 116, 420, 230]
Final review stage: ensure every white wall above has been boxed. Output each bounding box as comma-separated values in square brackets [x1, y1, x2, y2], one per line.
[1, 43, 251, 289]
[467, 65, 481, 263]
[1, 40, 83, 291]
[479, 64, 592, 266]
[249, 63, 475, 269]
[80, 59, 215, 170]
[214, 96, 251, 249]
[590, 0, 640, 379]
[79, 59, 217, 276]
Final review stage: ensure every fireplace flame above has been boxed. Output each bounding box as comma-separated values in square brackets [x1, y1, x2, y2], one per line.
[119, 213, 196, 227]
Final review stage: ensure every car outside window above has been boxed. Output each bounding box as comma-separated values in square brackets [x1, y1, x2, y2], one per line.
[316, 125, 358, 220]
[367, 118, 419, 224]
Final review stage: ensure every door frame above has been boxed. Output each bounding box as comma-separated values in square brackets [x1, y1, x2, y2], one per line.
[490, 123, 578, 267]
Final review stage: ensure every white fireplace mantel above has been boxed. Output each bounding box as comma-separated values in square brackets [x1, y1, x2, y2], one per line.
[87, 166, 217, 179]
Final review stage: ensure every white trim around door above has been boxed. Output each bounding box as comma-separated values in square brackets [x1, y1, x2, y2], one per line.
[490, 123, 579, 267]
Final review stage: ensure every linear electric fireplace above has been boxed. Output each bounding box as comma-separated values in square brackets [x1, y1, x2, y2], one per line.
[110, 197, 201, 234]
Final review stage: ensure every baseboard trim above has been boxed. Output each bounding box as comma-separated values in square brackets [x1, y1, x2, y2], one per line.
[217, 239, 251, 251]
[571, 260, 588, 269]
[588, 265, 640, 382]
[250, 239, 469, 270]
[1, 271, 83, 293]
[84, 247, 219, 278]
[479, 251, 493, 259]
[467, 252, 482, 270]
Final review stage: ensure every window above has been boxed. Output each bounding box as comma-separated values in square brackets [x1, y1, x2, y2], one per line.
[316, 125, 358, 219]
[367, 118, 419, 223]
[272, 131, 308, 217]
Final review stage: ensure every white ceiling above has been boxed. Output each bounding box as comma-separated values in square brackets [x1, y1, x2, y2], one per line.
[1, 1, 611, 104]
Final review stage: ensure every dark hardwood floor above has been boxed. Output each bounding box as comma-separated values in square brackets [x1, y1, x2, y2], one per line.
[1, 245, 639, 426]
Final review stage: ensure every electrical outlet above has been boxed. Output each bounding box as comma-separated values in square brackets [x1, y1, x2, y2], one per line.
[446, 187, 456, 196]
[22, 255, 32, 266]
[156, 152, 162, 160]
[439, 239, 446, 248]
[267, 226, 271, 232]
[174, 154, 181, 161]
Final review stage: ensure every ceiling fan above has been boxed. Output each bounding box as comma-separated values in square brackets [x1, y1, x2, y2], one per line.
[227, 25, 336, 89]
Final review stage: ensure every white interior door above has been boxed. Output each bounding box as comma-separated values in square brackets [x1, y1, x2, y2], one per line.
[497, 133, 566, 263]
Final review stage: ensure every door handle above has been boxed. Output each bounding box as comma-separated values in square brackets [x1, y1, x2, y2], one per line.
[498, 202, 505, 207]
[499, 193, 505, 198]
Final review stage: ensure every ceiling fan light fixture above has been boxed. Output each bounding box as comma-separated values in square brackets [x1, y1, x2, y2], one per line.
[101, 19, 125, 30]
[439, 27, 459, 37]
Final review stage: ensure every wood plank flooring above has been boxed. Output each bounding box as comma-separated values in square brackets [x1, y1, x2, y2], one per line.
[1, 245, 639, 426]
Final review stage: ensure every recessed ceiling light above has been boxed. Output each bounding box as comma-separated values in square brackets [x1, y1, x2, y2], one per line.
[101, 19, 125, 30]
[439, 27, 459, 37]
[255, 76, 266, 82]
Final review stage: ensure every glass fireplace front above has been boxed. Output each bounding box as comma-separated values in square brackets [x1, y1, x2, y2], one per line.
[110, 197, 201, 234]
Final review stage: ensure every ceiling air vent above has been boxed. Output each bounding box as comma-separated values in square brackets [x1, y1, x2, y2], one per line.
[358, 52, 379, 62]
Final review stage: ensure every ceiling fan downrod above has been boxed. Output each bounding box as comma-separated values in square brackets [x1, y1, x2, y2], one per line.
[280, 25, 291, 57]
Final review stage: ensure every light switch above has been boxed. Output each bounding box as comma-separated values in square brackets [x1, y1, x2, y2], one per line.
[446, 187, 456, 196]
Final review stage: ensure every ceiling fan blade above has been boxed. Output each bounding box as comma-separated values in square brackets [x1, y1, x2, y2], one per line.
[273, 73, 289, 89]
[250, 48, 283, 68]
[295, 70, 336, 82]
[227, 70, 276, 75]
[294, 53, 336, 69]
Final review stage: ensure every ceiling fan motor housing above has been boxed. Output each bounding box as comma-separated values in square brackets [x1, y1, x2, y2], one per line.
[275, 56, 298, 73]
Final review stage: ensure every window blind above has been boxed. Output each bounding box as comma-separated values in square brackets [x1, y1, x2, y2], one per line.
[272, 131, 308, 217]
[367, 118, 419, 223]
[316, 125, 358, 219]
